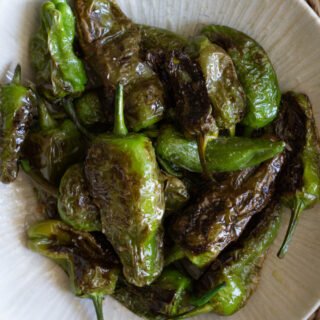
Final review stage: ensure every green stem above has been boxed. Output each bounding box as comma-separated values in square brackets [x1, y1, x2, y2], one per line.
[113, 84, 128, 136]
[277, 201, 304, 258]
[12, 64, 21, 84]
[38, 99, 58, 130]
[189, 282, 226, 307]
[20, 160, 58, 198]
[197, 134, 212, 180]
[63, 99, 94, 140]
[229, 125, 236, 137]
[91, 295, 104, 320]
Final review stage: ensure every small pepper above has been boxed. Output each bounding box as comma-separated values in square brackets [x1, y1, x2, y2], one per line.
[74, 0, 165, 132]
[85, 84, 165, 287]
[30, 0, 87, 100]
[276, 92, 320, 258]
[178, 203, 281, 318]
[0, 65, 35, 183]
[23, 99, 85, 186]
[202, 25, 281, 130]
[58, 163, 101, 232]
[187, 35, 246, 136]
[156, 125, 285, 173]
[27, 220, 120, 320]
[169, 153, 284, 268]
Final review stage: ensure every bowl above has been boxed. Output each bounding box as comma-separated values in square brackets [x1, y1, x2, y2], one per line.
[0, 0, 320, 319]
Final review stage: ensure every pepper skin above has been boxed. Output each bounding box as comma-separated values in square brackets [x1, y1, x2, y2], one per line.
[156, 125, 285, 173]
[179, 203, 281, 318]
[27, 220, 120, 320]
[58, 163, 101, 232]
[275, 92, 320, 257]
[85, 85, 165, 287]
[187, 36, 246, 135]
[23, 99, 85, 186]
[74, 0, 165, 132]
[0, 65, 35, 183]
[169, 153, 284, 268]
[202, 25, 280, 130]
[30, 0, 87, 100]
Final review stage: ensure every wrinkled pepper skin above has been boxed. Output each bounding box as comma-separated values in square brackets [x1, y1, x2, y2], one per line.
[156, 125, 285, 173]
[58, 163, 101, 232]
[85, 85, 165, 287]
[275, 92, 320, 257]
[163, 173, 190, 215]
[23, 101, 85, 186]
[187, 36, 246, 135]
[181, 204, 281, 318]
[202, 25, 281, 129]
[30, 0, 87, 100]
[74, 0, 165, 131]
[28, 220, 120, 320]
[0, 65, 34, 183]
[113, 268, 191, 319]
[170, 153, 284, 268]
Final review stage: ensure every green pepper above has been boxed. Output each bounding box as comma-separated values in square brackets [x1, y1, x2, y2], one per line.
[28, 220, 120, 320]
[85, 84, 165, 286]
[23, 99, 85, 186]
[156, 125, 285, 173]
[58, 163, 101, 232]
[202, 25, 280, 130]
[0, 65, 35, 183]
[113, 267, 191, 319]
[187, 35, 246, 135]
[30, 0, 87, 100]
[169, 153, 284, 268]
[163, 173, 190, 215]
[178, 203, 281, 318]
[74, 0, 165, 132]
[276, 92, 320, 258]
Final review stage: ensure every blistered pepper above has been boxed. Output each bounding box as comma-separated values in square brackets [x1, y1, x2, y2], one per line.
[168, 153, 284, 268]
[156, 125, 285, 173]
[0, 65, 35, 183]
[27, 220, 120, 320]
[276, 92, 320, 257]
[202, 25, 281, 130]
[74, 0, 165, 132]
[23, 99, 85, 186]
[85, 85, 165, 286]
[187, 35, 246, 135]
[30, 0, 87, 100]
[178, 203, 281, 318]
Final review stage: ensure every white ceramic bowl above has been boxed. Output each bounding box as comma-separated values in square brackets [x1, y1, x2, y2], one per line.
[0, 1, 320, 319]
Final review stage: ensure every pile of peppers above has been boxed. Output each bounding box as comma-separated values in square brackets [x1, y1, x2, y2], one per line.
[0, 0, 319, 319]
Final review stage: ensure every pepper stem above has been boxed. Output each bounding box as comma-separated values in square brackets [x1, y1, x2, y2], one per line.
[277, 201, 304, 258]
[197, 134, 212, 179]
[91, 295, 104, 320]
[113, 84, 128, 136]
[189, 282, 226, 307]
[12, 64, 22, 84]
[229, 125, 236, 137]
[38, 99, 57, 130]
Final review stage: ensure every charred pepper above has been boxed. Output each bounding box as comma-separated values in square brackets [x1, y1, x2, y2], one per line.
[202, 25, 280, 130]
[85, 84, 165, 287]
[30, 0, 87, 100]
[0, 65, 35, 183]
[28, 220, 120, 320]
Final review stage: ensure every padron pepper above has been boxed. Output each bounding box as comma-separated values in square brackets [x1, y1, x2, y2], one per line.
[30, 0, 87, 100]
[156, 125, 285, 173]
[0, 65, 35, 183]
[74, 0, 165, 132]
[275, 92, 320, 258]
[58, 163, 101, 232]
[85, 84, 165, 287]
[178, 203, 281, 318]
[23, 99, 85, 186]
[27, 220, 120, 320]
[168, 153, 284, 268]
[187, 35, 246, 135]
[202, 25, 281, 130]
